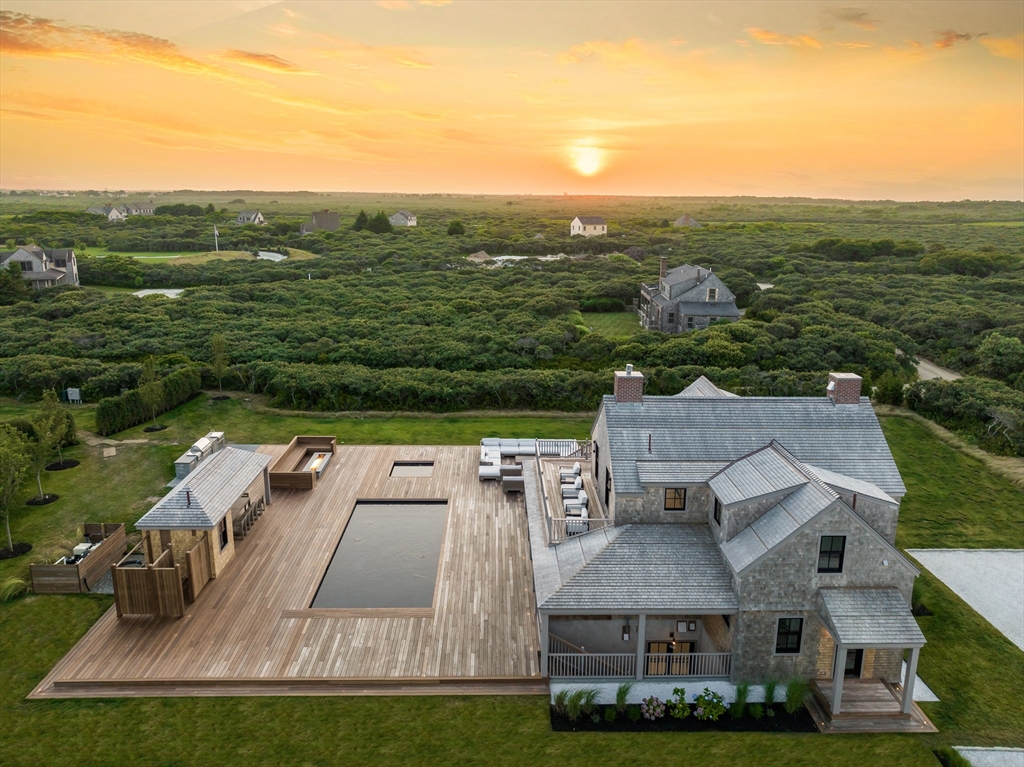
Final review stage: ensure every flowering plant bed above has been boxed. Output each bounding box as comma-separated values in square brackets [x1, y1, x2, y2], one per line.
[550, 704, 817, 733]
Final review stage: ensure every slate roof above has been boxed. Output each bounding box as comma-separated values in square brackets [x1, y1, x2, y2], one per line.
[820, 588, 926, 646]
[136, 447, 270, 530]
[719, 478, 838, 572]
[635, 460, 730, 485]
[802, 463, 897, 505]
[540, 525, 738, 613]
[708, 443, 809, 506]
[602, 394, 906, 497]
[305, 210, 340, 231]
[574, 216, 606, 225]
[662, 263, 702, 286]
[676, 375, 739, 398]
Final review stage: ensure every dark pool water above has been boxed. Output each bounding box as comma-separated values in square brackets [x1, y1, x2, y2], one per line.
[311, 502, 448, 609]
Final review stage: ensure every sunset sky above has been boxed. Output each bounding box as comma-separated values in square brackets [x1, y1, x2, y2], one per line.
[1, 0, 1022, 199]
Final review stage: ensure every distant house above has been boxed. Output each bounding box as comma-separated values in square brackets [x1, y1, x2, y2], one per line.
[389, 210, 417, 227]
[0, 245, 79, 289]
[236, 211, 266, 226]
[639, 258, 740, 333]
[570, 216, 606, 237]
[300, 210, 341, 235]
[117, 202, 155, 216]
[86, 205, 125, 221]
[673, 214, 702, 228]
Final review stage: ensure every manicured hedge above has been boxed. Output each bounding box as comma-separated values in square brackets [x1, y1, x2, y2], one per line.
[95, 367, 201, 436]
[905, 376, 1024, 456]
[1, 410, 77, 448]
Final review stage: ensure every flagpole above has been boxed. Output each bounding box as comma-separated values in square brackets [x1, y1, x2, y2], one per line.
[214, 224, 219, 252]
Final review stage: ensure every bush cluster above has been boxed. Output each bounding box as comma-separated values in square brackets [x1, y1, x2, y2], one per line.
[95, 366, 201, 435]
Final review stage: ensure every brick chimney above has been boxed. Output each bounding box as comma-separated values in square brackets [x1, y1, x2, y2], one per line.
[614, 364, 644, 404]
[659, 257, 668, 278]
[827, 372, 863, 406]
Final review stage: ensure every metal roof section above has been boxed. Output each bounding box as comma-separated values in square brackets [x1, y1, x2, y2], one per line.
[603, 394, 905, 498]
[540, 525, 738, 613]
[635, 460, 731, 485]
[675, 375, 739, 398]
[820, 588, 926, 646]
[802, 463, 898, 506]
[707, 443, 809, 506]
[136, 447, 271, 530]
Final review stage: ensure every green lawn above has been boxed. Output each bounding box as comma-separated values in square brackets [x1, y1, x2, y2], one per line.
[0, 402, 1021, 765]
[580, 312, 641, 338]
[80, 247, 319, 263]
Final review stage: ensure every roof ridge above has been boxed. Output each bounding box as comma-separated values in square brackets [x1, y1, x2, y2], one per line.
[706, 441, 775, 481]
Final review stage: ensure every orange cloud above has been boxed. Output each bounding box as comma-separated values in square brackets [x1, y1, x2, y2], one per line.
[980, 35, 1024, 61]
[0, 11, 251, 84]
[557, 38, 651, 66]
[746, 28, 822, 49]
[836, 42, 872, 49]
[217, 49, 319, 75]
[830, 8, 879, 32]
[934, 30, 978, 49]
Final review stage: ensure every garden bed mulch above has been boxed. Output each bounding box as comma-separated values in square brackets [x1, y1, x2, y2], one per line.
[45, 459, 80, 472]
[212, 395, 231, 401]
[0, 542, 33, 560]
[551, 705, 818, 733]
[26, 494, 59, 506]
[143, 424, 168, 433]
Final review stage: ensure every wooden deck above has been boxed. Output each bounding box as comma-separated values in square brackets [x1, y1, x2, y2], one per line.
[806, 679, 938, 733]
[537, 457, 606, 520]
[31, 445, 545, 698]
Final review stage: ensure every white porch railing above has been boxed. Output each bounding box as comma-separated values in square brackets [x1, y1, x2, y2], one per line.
[537, 439, 592, 459]
[643, 652, 732, 678]
[548, 653, 636, 678]
[549, 517, 614, 542]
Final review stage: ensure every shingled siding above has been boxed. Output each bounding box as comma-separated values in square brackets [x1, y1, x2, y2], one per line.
[732, 610, 830, 681]
[614, 485, 712, 524]
[703, 614, 734, 652]
[828, 489, 900, 544]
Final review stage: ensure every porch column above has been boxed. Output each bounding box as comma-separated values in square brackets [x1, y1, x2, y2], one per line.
[635, 613, 646, 680]
[540, 613, 549, 678]
[263, 466, 272, 506]
[831, 644, 847, 715]
[902, 646, 920, 715]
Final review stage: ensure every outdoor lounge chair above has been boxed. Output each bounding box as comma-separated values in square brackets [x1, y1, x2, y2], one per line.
[517, 439, 537, 456]
[559, 462, 582, 482]
[499, 464, 523, 477]
[502, 475, 525, 493]
[561, 476, 583, 498]
[478, 465, 501, 481]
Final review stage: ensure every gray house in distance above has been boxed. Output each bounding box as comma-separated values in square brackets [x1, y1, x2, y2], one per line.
[536, 369, 928, 727]
[0, 245, 79, 290]
[300, 210, 340, 234]
[639, 258, 740, 332]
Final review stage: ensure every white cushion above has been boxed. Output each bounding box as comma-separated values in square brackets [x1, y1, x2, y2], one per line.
[481, 438, 500, 447]
[478, 465, 501, 479]
[573, 462, 581, 474]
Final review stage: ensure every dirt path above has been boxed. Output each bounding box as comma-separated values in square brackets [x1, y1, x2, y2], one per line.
[916, 358, 962, 381]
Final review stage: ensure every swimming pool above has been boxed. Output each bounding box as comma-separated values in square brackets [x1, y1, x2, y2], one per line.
[311, 501, 448, 609]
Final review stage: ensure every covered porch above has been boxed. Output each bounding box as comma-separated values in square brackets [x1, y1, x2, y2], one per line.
[808, 588, 935, 733]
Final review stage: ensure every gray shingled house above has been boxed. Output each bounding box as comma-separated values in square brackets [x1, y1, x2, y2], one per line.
[639, 258, 740, 332]
[538, 368, 926, 720]
[0, 245, 79, 290]
[300, 209, 341, 234]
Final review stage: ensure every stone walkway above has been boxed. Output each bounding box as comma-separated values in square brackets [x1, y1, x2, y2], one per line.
[955, 747, 1024, 767]
[907, 549, 1024, 650]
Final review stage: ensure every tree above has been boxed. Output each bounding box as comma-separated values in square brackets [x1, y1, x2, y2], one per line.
[0, 424, 30, 552]
[210, 333, 229, 392]
[365, 211, 393, 234]
[138, 356, 164, 427]
[976, 332, 1024, 385]
[38, 388, 72, 464]
[0, 260, 30, 306]
[447, 220, 465, 236]
[352, 210, 369, 231]
[28, 390, 64, 500]
[873, 373, 905, 406]
[205, 203, 215, 214]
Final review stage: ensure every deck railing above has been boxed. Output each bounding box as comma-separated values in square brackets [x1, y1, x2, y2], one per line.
[643, 652, 731, 678]
[548, 653, 636, 678]
[537, 439, 592, 459]
[549, 517, 614, 542]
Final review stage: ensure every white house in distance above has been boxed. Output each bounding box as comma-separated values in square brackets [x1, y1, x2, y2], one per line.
[86, 205, 125, 221]
[570, 216, 606, 237]
[389, 210, 417, 227]
[0, 245, 79, 290]
[117, 202, 155, 216]
[236, 211, 266, 226]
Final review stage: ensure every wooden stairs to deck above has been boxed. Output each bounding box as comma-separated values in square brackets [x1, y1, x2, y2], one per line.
[806, 679, 937, 734]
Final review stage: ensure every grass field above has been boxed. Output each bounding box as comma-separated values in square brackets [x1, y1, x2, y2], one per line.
[580, 312, 641, 338]
[0, 397, 1021, 765]
[81, 248, 319, 263]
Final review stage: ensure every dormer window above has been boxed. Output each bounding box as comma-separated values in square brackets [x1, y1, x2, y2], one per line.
[707, 288, 718, 301]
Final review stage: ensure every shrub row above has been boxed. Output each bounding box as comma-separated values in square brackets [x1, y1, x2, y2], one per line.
[2, 409, 77, 448]
[905, 376, 1024, 456]
[95, 367, 201, 436]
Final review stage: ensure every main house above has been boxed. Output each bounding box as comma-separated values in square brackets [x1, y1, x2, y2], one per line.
[86, 205, 125, 221]
[639, 258, 740, 332]
[300, 209, 341, 234]
[389, 210, 417, 227]
[117, 202, 155, 216]
[570, 216, 606, 237]
[537, 368, 926, 719]
[0, 245, 79, 289]
[236, 211, 266, 226]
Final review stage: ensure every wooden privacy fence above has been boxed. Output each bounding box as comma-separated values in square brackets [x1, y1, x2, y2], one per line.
[30, 523, 126, 594]
[184, 534, 211, 603]
[112, 543, 186, 618]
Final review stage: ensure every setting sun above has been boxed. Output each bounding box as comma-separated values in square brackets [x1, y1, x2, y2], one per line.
[571, 143, 604, 176]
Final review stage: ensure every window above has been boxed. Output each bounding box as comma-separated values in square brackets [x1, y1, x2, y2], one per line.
[775, 617, 803, 654]
[667, 312, 675, 324]
[817, 535, 846, 573]
[707, 288, 718, 301]
[713, 497, 722, 525]
[594, 443, 600, 481]
[219, 517, 229, 550]
[664, 488, 686, 510]
[19, 261, 33, 272]
[686, 316, 695, 330]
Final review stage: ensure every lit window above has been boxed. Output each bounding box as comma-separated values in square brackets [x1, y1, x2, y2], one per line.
[665, 488, 686, 510]
[775, 618, 803, 654]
